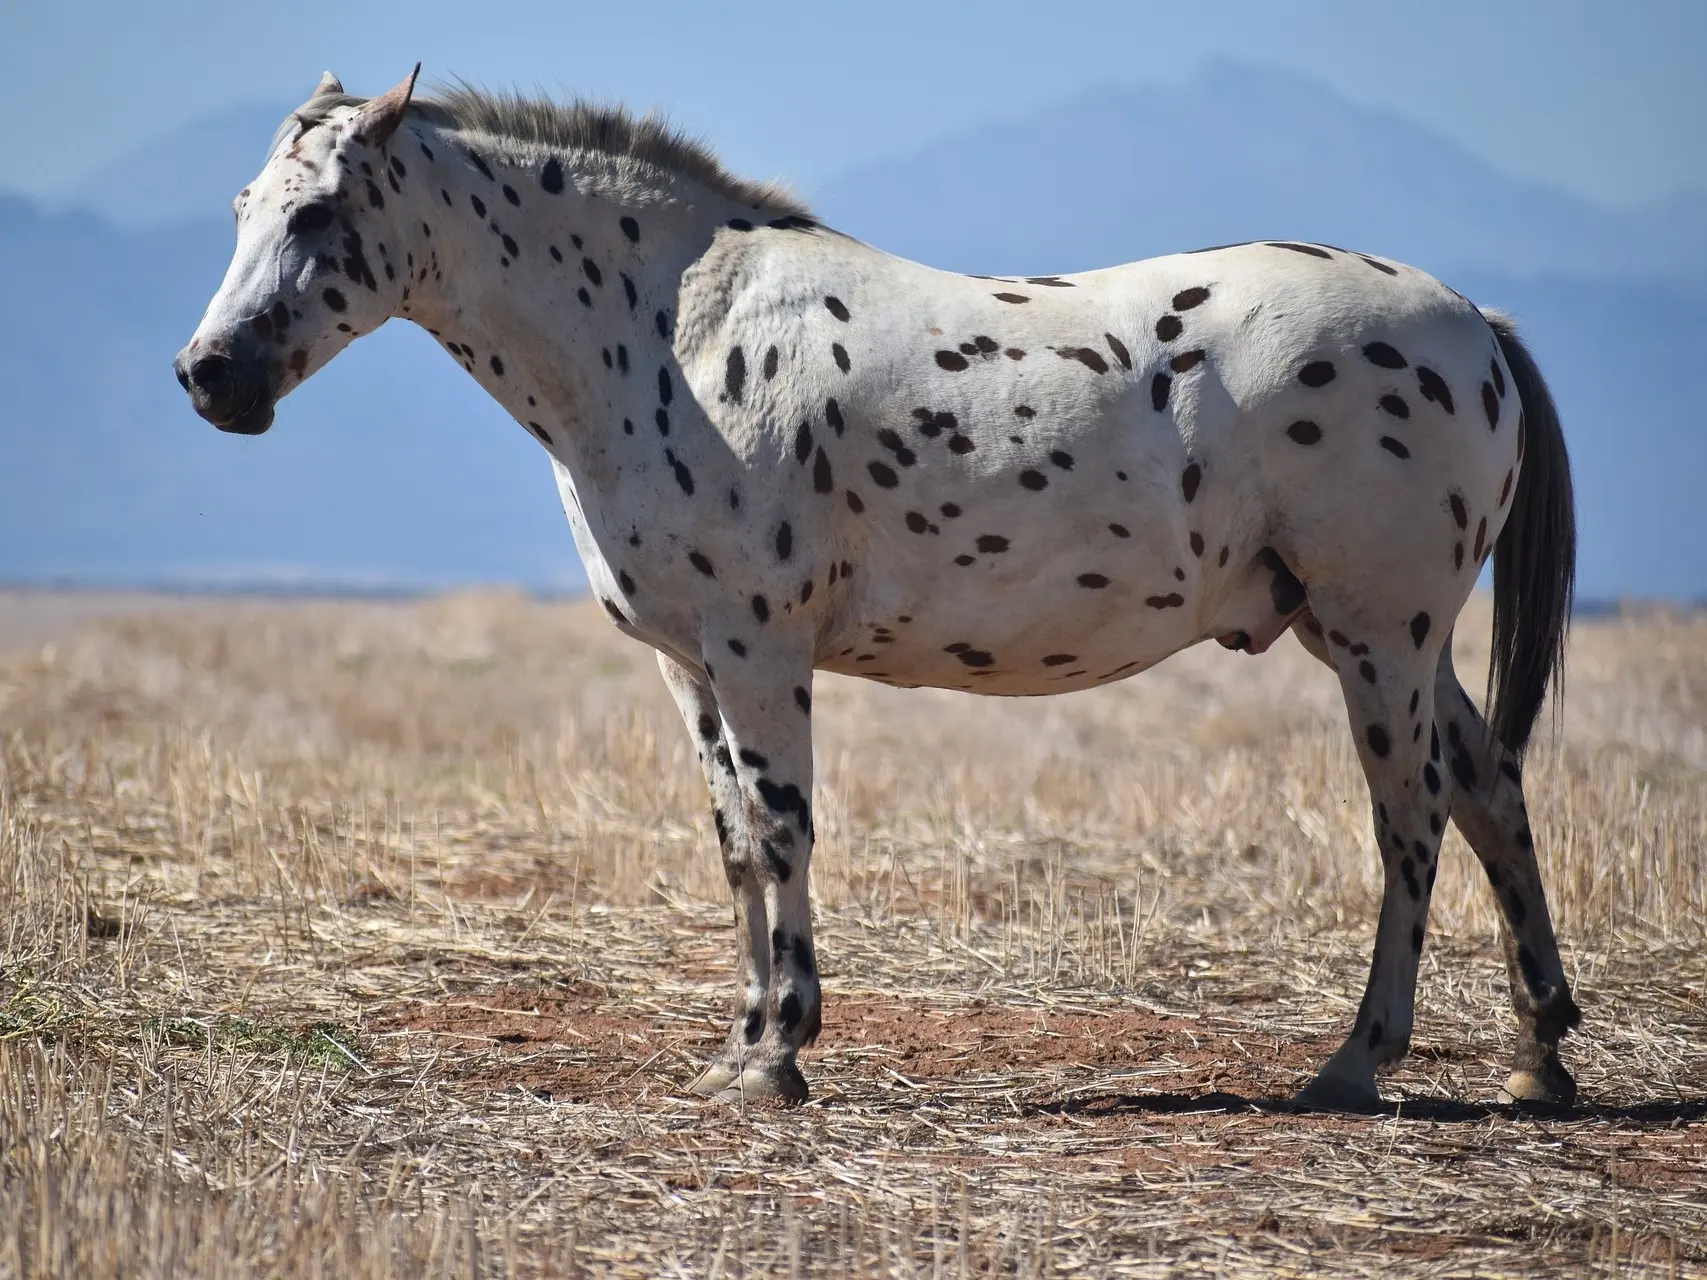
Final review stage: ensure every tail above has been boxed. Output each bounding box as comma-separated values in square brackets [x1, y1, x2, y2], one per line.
[1481, 308, 1576, 758]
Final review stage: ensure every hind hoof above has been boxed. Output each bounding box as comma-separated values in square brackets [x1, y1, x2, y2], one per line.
[1500, 1063, 1576, 1108]
[1293, 1071, 1382, 1114]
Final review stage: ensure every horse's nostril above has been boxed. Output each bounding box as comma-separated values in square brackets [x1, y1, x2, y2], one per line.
[188, 355, 234, 391]
[174, 361, 190, 391]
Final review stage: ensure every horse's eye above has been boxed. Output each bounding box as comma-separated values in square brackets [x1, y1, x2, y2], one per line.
[288, 202, 336, 236]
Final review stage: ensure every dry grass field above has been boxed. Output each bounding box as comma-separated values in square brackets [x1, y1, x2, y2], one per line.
[0, 588, 1702, 1277]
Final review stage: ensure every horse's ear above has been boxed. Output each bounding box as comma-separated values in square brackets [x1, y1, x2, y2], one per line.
[355, 63, 421, 149]
[313, 71, 345, 98]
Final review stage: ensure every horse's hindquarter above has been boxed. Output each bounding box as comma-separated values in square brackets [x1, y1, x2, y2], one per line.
[666, 233, 1518, 695]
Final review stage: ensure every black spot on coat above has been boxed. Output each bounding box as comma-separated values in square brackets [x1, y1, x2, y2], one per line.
[666, 450, 694, 495]
[1181, 463, 1202, 502]
[1416, 366, 1454, 413]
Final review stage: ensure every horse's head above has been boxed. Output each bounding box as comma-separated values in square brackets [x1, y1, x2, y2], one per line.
[174, 67, 420, 434]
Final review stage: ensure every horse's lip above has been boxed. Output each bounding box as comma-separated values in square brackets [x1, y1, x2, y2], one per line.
[206, 383, 276, 435]
[211, 400, 275, 435]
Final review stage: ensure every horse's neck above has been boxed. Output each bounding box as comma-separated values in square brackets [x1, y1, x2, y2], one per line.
[395, 123, 742, 445]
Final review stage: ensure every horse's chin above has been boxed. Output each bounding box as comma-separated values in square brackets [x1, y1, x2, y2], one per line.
[212, 402, 276, 435]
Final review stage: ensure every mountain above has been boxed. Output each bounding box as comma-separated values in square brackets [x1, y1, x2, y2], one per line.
[0, 196, 578, 591]
[809, 62, 1707, 286]
[1, 62, 1702, 599]
[50, 66, 1706, 283]
[1448, 272, 1707, 601]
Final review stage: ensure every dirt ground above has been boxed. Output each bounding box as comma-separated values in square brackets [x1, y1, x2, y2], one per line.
[0, 588, 1702, 1276]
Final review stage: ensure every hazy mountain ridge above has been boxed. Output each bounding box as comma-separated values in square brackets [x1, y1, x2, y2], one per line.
[2, 63, 1701, 598]
[0, 195, 575, 590]
[809, 64, 1707, 285]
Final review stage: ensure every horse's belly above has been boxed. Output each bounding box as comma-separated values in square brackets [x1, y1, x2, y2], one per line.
[817, 537, 1207, 695]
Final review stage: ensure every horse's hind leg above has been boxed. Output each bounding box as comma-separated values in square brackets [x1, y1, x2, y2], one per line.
[1292, 608, 1452, 1111]
[1433, 643, 1581, 1105]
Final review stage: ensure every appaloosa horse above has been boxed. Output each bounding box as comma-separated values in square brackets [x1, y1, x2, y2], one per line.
[176, 68, 1581, 1112]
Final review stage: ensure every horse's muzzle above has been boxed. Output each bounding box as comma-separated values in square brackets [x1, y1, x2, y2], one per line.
[173, 344, 276, 435]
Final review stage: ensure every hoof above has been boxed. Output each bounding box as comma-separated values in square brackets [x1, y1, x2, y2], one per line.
[688, 1060, 741, 1098]
[1293, 1071, 1382, 1114]
[690, 1059, 809, 1105]
[1499, 1063, 1577, 1108]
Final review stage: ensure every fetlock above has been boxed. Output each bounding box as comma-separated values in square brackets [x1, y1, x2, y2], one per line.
[1533, 983, 1582, 1043]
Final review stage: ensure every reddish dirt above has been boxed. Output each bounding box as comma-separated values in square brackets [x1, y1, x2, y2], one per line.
[371, 986, 1704, 1184]
[817, 996, 1324, 1096]
[372, 985, 1323, 1107]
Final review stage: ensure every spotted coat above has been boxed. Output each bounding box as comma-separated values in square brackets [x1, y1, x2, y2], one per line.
[177, 72, 1582, 1114]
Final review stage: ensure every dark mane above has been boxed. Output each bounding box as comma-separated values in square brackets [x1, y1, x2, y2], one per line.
[287, 82, 807, 215]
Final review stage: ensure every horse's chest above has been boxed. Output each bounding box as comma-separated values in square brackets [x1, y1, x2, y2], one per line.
[552, 458, 708, 657]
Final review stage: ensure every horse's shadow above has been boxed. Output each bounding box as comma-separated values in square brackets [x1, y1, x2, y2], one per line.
[1032, 1090, 1707, 1126]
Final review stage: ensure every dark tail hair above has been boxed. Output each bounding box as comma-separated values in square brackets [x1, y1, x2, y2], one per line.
[1481, 308, 1576, 757]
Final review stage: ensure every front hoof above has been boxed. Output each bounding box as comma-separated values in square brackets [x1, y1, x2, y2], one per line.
[709, 1061, 809, 1106]
[1293, 1071, 1382, 1114]
[688, 1059, 744, 1097]
[1500, 1061, 1577, 1108]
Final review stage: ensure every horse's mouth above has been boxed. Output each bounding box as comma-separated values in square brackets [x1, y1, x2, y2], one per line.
[213, 402, 276, 435]
[207, 384, 277, 435]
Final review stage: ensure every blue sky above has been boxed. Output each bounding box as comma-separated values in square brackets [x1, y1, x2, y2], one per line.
[4, 0, 1702, 208]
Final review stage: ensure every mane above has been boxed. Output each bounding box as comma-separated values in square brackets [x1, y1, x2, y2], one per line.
[287, 83, 808, 216]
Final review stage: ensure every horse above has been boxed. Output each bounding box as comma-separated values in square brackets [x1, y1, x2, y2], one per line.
[175, 68, 1581, 1112]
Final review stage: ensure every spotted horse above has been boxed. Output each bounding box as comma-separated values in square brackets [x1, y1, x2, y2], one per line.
[176, 68, 1582, 1113]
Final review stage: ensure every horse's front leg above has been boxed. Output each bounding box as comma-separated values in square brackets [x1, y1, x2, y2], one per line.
[657, 627, 819, 1103]
[656, 652, 772, 1094]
